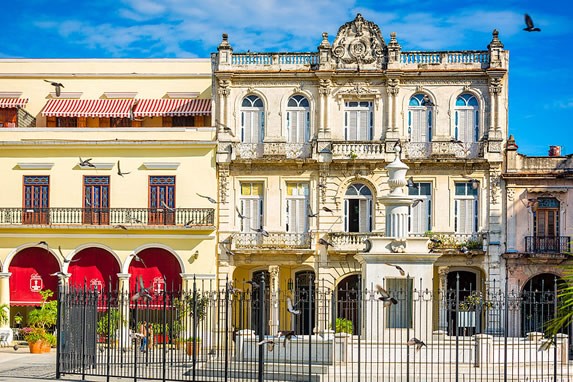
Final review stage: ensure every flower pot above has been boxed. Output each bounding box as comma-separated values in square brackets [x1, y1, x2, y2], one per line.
[154, 334, 169, 344]
[29, 340, 45, 354]
[185, 341, 200, 357]
[41, 341, 52, 353]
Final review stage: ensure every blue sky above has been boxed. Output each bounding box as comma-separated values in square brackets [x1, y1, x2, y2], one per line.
[3, 0, 571, 156]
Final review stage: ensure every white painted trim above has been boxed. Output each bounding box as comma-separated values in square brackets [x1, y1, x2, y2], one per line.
[104, 92, 138, 99]
[166, 92, 200, 99]
[49, 92, 82, 99]
[17, 162, 55, 170]
[142, 162, 181, 170]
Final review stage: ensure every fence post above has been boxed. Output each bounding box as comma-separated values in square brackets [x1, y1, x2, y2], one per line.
[308, 274, 313, 381]
[224, 277, 230, 382]
[257, 273, 266, 382]
[55, 275, 64, 379]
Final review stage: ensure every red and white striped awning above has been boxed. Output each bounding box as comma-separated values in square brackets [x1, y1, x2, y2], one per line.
[133, 98, 211, 117]
[0, 98, 28, 108]
[42, 99, 135, 118]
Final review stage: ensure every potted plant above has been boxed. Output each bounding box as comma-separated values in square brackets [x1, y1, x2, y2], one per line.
[24, 290, 57, 353]
[172, 291, 209, 355]
[96, 308, 122, 346]
[335, 317, 354, 335]
[151, 322, 169, 344]
[185, 336, 202, 357]
[0, 304, 8, 326]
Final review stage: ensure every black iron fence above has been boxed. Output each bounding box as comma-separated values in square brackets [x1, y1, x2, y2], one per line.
[56, 277, 573, 382]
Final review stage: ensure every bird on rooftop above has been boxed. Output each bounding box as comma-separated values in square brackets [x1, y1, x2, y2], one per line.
[407, 337, 427, 351]
[196, 193, 217, 204]
[375, 284, 398, 307]
[44, 80, 64, 97]
[524, 14, 541, 32]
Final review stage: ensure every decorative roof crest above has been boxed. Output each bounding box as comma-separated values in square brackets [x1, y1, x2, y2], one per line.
[331, 13, 386, 68]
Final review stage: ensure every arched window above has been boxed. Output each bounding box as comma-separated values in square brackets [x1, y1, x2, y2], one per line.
[408, 94, 433, 142]
[286, 95, 310, 143]
[344, 183, 372, 232]
[240, 95, 264, 143]
[454, 93, 479, 143]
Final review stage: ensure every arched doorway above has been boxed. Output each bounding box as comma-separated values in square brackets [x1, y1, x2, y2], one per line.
[68, 248, 120, 291]
[521, 273, 561, 336]
[251, 270, 270, 335]
[336, 274, 360, 335]
[446, 270, 479, 336]
[9, 247, 60, 307]
[128, 248, 182, 294]
[294, 270, 315, 335]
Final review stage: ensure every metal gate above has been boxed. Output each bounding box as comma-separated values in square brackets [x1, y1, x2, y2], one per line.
[55, 276, 573, 382]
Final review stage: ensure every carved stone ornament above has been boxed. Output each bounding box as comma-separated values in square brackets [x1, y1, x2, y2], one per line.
[331, 13, 386, 68]
[507, 187, 515, 201]
[489, 170, 501, 205]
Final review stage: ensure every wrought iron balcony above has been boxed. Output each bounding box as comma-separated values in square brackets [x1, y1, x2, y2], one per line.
[524, 236, 571, 254]
[234, 232, 311, 249]
[0, 207, 215, 228]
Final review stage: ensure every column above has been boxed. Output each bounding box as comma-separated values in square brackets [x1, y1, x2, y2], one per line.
[437, 267, 449, 332]
[268, 266, 279, 335]
[387, 79, 400, 134]
[0, 272, 11, 345]
[117, 273, 131, 349]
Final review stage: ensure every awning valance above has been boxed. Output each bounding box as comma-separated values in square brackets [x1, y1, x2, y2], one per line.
[0, 98, 28, 108]
[133, 98, 211, 117]
[42, 99, 135, 118]
[9, 247, 59, 306]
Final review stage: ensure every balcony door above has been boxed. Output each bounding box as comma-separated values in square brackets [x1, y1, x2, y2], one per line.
[454, 93, 479, 143]
[23, 176, 49, 224]
[241, 95, 264, 144]
[83, 176, 109, 225]
[408, 94, 432, 143]
[344, 101, 373, 141]
[286, 95, 310, 144]
[534, 198, 560, 252]
[149, 176, 175, 225]
[344, 183, 372, 233]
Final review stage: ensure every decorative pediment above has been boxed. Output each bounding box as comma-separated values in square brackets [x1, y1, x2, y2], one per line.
[331, 14, 386, 69]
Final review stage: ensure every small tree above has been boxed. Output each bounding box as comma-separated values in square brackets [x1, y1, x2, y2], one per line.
[0, 304, 9, 326]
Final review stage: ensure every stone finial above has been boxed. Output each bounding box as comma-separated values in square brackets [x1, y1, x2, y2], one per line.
[218, 33, 232, 50]
[506, 134, 518, 150]
[488, 29, 504, 49]
[319, 32, 331, 48]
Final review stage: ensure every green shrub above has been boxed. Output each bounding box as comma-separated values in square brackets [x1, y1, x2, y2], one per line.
[335, 317, 353, 334]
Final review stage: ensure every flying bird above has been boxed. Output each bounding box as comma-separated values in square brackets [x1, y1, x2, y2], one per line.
[117, 161, 131, 177]
[538, 338, 554, 352]
[131, 275, 152, 302]
[318, 238, 334, 250]
[412, 198, 424, 208]
[37, 241, 49, 247]
[308, 205, 319, 218]
[227, 282, 241, 296]
[215, 119, 235, 137]
[44, 79, 64, 97]
[407, 177, 418, 189]
[58, 245, 78, 263]
[160, 201, 175, 212]
[322, 206, 334, 213]
[235, 206, 249, 220]
[251, 227, 270, 237]
[375, 284, 398, 307]
[277, 330, 296, 347]
[524, 14, 541, 32]
[385, 263, 405, 276]
[196, 193, 217, 204]
[421, 95, 434, 107]
[50, 271, 67, 278]
[13, 344, 19, 351]
[407, 337, 427, 351]
[114, 224, 128, 230]
[188, 250, 199, 264]
[183, 220, 194, 228]
[258, 339, 275, 352]
[129, 253, 146, 267]
[79, 157, 96, 168]
[287, 297, 301, 315]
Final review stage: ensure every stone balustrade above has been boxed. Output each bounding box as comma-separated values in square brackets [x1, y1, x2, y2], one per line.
[331, 142, 386, 160]
[328, 232, 385, 251]
[234, 232, 311, 249]
[404, 141, 483, 159]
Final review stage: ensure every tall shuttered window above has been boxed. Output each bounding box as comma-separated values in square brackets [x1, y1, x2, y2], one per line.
[454, 93, 479, 143]
[408, 94, 432, 143]
[454, 182, 478, 234]
[241, 95, 264, 143]
[408, 182, 432, 234]
[344, 101, 373, 141]
[285, 182, 309, 233]
[286, 95, 310, 144]
[344, 183, 372, 233]
[240, 182, 264, 232]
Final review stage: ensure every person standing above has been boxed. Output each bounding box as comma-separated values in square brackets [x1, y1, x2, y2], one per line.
[139, 321, 148, 352]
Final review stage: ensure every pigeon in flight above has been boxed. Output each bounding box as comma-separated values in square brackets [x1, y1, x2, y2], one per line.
[196, 193, 217, 204]
[407, 337, 427, 351]
[287, 297, 301, 315]
[251, 227, 269, 237]
[37, 240, 49, 247]
[235, 207, 249, 220]
[375, 284, 398, 307]
[227, 282, 241, 296]
[13, 344, 19, 351]
[538, 338, 554, 352]
[257, 339, 275, 352]
[117, 161, 131, 177]
[58, 245, 78, 263]
[44, 80, 64, 97]
[277, 330, 296, 347]
[246, 280, 260, 289]
[407, 177, 418, 189]
[160, 201, 175, 212]
[307, 205, 319, 218]
[421, 95, 434, 107]
[50, 271, 67, 278]
[524, 14, 541, 32]
[131, 275, 152, 302]
[79, 157, 96, 168]
[318, 238, 334, 250]
[412, 198, 424, 208]
[385, 263, 406, 276]
[322, 206, 334, 213]
[114, 224, 128, 230]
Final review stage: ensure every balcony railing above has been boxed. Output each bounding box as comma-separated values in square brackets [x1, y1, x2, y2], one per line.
[525, 236, 571, 254]
[404, 141, 483, 159]
[0, 208, 214, 228]
[234, 232, 311, 249]
[331, 142, 385, 160]
[328, 232, 386, 251]
[234, 142, 312, 159]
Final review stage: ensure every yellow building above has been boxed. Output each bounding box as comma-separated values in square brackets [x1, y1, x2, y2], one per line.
[0, 59, 218, 338]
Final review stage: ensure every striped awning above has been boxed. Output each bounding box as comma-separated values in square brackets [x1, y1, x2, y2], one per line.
[42, 99, 135, 118]
[0, 98, 28, 108]
[133, 98, 211, 117]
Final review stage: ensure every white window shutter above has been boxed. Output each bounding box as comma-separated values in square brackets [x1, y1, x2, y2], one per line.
[347, 111, 358, 141]
[358, 199, 370, 233]
[358, 110, 368, 140]
[242, 111, 252, 143]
